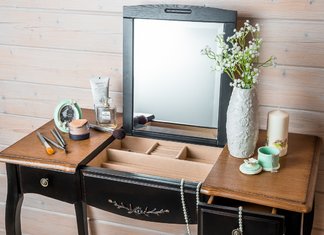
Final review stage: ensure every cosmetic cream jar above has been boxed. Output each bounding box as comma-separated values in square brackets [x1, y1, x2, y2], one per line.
[68, 119, 90, 140]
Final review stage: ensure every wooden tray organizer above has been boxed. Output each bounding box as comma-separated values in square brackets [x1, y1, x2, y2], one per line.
[88, 136, 223, 182]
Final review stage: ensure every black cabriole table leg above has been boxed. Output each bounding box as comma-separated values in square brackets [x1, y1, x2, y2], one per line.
[5, 163, 23, 235]
[74, 200, 89, 235]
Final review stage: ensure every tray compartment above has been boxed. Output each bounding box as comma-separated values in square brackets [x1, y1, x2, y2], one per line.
[83, 136, 222, 223]
[88, 136, 221, 183]
[101, 148, 212, 182]
[145, 142, 187, 159]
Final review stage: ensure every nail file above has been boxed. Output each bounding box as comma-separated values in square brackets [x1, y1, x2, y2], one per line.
[36, 131, 55, 155]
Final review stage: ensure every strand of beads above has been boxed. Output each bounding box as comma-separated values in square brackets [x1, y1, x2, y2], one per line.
[180, 179, 191, 235]
[238, 206, 243, 234]
[180, 179, 203, 235]
[196, 182, 202, 210]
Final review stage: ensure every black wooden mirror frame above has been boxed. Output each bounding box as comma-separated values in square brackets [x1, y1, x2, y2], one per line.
[123, 4, 237, 147]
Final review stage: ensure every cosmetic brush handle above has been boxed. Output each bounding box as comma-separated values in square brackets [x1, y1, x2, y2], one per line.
[51, 129, 66, 147]
[36, 132, 55, 155]
[54, 127, 66, 146]
[42, 135, 65, 150]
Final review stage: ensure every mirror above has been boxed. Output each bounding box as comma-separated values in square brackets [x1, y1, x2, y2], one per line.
[134, 19, 223, 128]
[123, 5, 237, 146]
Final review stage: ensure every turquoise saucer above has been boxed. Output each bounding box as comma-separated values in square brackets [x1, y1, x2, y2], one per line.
[239, 161, 262, 175]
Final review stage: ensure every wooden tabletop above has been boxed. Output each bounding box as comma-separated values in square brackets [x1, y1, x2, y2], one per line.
[0, 109, 116, 173]
[202, 131, 321, 213]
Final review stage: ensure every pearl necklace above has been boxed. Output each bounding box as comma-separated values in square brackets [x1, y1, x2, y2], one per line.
[238, 206, 243, 234]
[232, 206, 243, 235]
[180, 179, 202, 235]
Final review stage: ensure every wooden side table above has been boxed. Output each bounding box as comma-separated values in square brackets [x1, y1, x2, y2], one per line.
[0, 109, 114, 235]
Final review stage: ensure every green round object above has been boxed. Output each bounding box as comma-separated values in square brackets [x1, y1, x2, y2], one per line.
[239, 162, 262, 175]
[53, 99, 82, 133]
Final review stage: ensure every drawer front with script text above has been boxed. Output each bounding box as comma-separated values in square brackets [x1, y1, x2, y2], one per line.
[82, 136, 222, 224]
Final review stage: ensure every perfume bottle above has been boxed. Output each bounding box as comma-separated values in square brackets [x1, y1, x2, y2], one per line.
[96, 97, 117, 128]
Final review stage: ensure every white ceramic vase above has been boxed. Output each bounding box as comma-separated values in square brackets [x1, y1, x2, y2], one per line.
[226, 87, 259, 158]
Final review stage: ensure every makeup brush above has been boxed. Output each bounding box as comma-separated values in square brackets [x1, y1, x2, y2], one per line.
[134, 115, 148, 125]
[112, 129, 126, 140]
[51, 128, 67, 153]
[133, 114, 155, 125]
[42, 135, 65, 150]
[36, 131, 55, 155]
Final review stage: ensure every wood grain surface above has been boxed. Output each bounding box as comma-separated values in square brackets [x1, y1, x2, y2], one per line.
[202, 131, 321, 213]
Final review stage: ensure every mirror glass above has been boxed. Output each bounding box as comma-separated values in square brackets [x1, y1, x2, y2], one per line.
[133, 19, 224, 138]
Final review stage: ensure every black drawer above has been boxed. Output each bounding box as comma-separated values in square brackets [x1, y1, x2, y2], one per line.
[198, 201, 285, 235]
[81, 166, 199, 224]
[81, 136, 221, 224]
[19, 166, 79, 203]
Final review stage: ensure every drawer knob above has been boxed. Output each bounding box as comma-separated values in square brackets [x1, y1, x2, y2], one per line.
[40, 178, 49, 188]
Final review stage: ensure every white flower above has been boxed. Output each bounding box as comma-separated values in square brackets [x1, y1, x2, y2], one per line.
[202, 19, 274, 89]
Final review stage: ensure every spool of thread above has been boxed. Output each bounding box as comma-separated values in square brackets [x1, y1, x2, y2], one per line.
[69, 119, 90, 140]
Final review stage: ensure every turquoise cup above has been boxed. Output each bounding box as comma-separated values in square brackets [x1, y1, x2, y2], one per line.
[258, 146, 280, 172]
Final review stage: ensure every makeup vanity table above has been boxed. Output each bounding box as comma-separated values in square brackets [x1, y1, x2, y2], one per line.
[0, 110, 321, 235]
[0, 4, 321, 235]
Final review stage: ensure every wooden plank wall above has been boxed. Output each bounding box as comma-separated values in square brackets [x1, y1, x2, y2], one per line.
[0, 0, 323, 234]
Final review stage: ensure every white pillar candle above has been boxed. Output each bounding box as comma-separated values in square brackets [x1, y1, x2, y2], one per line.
[266, 110, 289, 157]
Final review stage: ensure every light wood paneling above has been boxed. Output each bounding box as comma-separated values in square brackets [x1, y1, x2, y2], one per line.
[124, 0, 324, 20]
[0, 203, 78, 235]
[0, 146, 7, 152]
[3, 0, 324, 21]
[260, 42, 324, 67]
[0, 8, 122, 53]
[0, 45, 122, 91]
[317, 171, 324, 193]
[0, 80, 122, 117]
[88, 218, 195, 235]
[0, 113, 47, 146]
[0, 163, 5, 175]
[0, 176, 6, 203]
[258, 66, 324, 112]
[0, 1, 123, 13]
[0, 203, 4, 233]
[257, 20, 324, 43]
[22, 207, 78, 235]
[314, 193, 324, 230]
[312, 229, 324, 235]
[0, 0, 324, 234]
